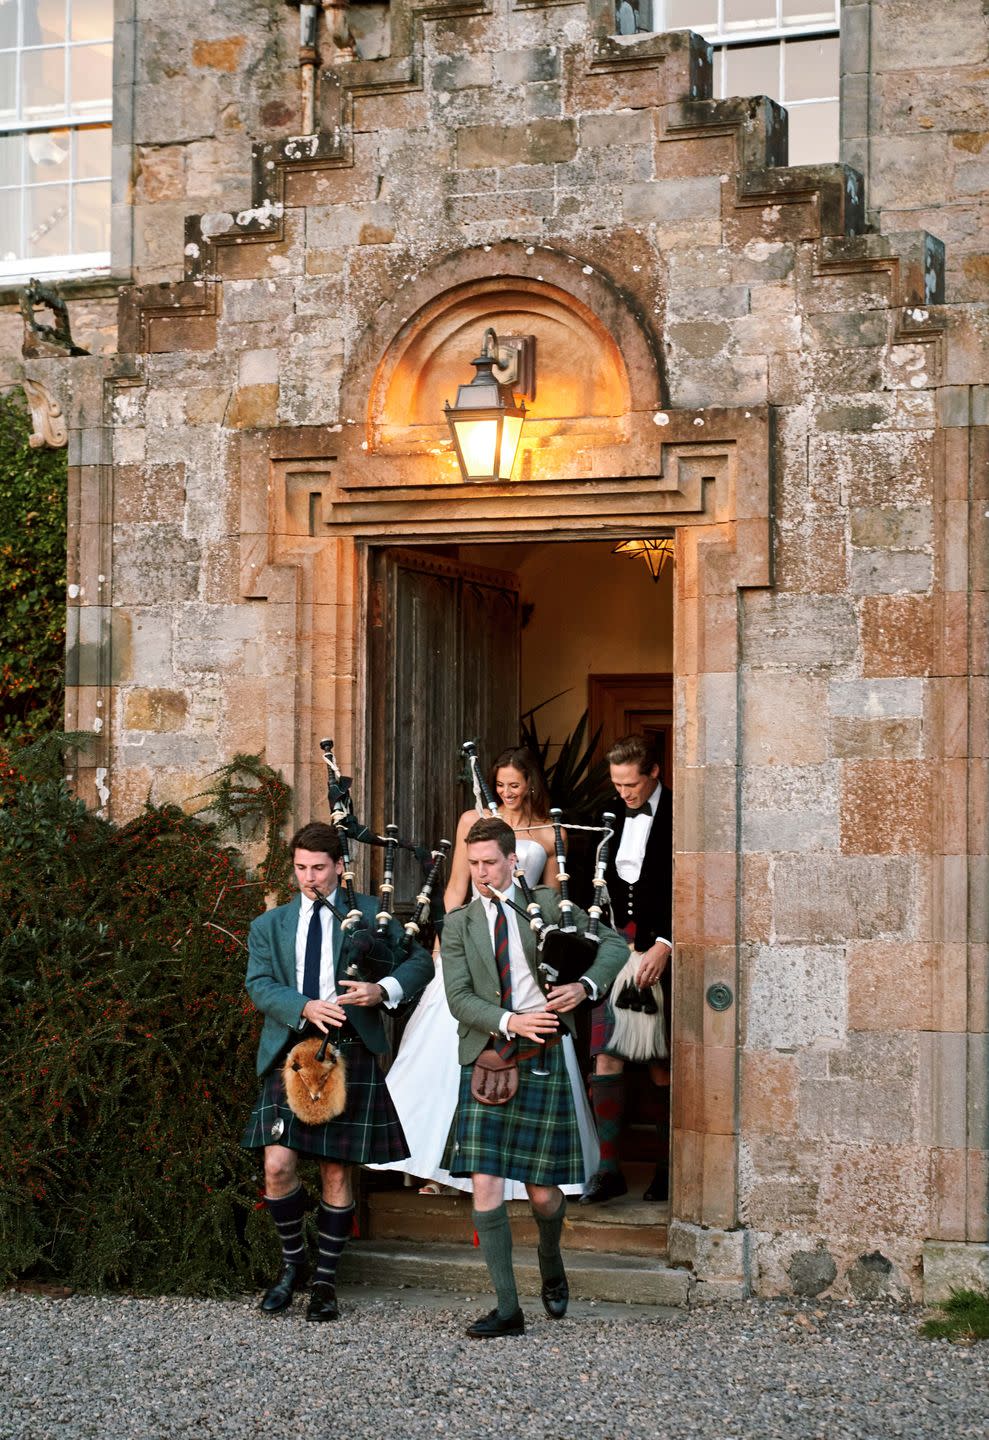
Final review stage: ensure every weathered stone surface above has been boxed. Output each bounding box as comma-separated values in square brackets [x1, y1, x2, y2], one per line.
[743, 595, 858, 670]
[772, 856, 915, 942]
[122, 687, 188, 732]
[744, 944, 847, 1050]
[923, 1240, 989, 1302]
[841, 760, 934, 854]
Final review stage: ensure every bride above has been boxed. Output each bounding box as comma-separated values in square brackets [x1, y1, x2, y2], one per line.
[371, 747, 600, 1198]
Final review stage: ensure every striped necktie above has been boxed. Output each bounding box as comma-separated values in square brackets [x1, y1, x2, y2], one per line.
[493, 898, 516, 1060]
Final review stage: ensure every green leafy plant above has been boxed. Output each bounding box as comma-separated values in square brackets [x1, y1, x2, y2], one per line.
[0, 392, 67, 742]
[0, 738, 297, 1294]
[519, 699, 614, 820]
[196, 753, 294, 901]
[921, 1288, 989, 1342]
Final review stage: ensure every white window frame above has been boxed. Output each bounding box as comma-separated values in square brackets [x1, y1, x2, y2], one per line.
[0, 0, 113, 282]
[645, 2, 840, 161]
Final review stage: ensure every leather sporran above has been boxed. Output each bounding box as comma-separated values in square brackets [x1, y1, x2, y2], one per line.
[470, 1048, 519, 1106]
[604, 954, 668, 1063]
[282, 1036, 347, 1124]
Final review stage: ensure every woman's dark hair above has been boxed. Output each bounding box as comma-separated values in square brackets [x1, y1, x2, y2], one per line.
[488, 747, 551, 822]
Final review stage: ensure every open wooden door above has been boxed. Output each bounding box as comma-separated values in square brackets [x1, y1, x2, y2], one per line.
[368, 547, 520, 913]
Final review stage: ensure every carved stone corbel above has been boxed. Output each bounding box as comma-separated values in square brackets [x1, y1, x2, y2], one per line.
[21, 377, 68, 449]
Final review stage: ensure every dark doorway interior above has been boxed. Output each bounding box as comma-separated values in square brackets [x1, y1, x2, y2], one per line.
[365, 538, 674, 1210]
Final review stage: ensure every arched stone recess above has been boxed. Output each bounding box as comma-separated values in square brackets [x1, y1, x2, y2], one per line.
[238, 244, 774, 1231]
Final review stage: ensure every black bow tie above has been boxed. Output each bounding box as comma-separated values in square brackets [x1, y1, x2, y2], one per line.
[625, 804, 651, 819]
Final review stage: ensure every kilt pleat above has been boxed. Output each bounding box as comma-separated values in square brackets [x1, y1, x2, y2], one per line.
[241, 1040, 409, 1164]
[442, 1043, 583, 1187]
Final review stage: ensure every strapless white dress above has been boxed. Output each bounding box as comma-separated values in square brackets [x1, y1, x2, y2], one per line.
[369, 836, 600, 1197]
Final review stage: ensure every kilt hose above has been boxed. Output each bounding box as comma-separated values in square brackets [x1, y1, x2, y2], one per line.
[443, 1041, 583, 1187]
[242, 1037, 410, 1165]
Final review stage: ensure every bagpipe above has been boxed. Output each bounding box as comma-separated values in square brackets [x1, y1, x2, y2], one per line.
[460, 738, 616, 989]
[318, 738, 449, 984]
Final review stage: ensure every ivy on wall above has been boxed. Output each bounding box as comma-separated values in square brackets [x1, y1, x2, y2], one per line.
[0, 393, 67, 741]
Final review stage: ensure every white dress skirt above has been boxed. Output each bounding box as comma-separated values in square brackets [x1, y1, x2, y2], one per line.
[369, 837, 600, 1199]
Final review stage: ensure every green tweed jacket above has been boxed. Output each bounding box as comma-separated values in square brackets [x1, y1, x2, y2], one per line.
[441, 885, 629, 1066]
[246, 892, 433, 1076]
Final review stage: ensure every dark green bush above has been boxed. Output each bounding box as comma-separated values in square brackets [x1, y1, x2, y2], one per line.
[0, 738, 282, 1293]
[0, 393, 67, 741]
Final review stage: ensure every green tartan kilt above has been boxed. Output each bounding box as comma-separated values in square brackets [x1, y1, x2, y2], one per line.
[442, 1042, 583, 1187]
[241, 1038, 409, 1164]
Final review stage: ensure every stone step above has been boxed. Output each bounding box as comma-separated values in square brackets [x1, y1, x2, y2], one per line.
[364, 1189, 669, 1257]
[339, 1239, 691, 1306]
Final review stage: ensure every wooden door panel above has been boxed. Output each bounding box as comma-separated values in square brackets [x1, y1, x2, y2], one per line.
[370, 548, 519, 912]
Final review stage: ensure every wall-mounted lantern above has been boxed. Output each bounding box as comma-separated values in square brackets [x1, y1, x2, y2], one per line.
[444, 326, 535, 483]
[612, 536, 675, 582]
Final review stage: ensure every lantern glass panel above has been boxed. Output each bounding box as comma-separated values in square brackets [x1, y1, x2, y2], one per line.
[498, 414, 524, 479]
[454, 415, 499, 480]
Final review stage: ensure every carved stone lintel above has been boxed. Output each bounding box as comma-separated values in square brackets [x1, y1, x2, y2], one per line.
[22, 378, 68, 449]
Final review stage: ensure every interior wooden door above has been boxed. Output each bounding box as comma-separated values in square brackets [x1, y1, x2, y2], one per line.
[587, 673, 674, 783]
[368, 547, 520, 913]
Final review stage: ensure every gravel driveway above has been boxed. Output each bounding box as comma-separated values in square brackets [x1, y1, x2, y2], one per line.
[1, 1286, 986, 1440]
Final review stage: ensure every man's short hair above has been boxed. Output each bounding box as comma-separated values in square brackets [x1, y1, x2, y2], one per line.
[289, 821, 342, 860]
[466, 816, 516, 856]
[605, 733, 660, 775]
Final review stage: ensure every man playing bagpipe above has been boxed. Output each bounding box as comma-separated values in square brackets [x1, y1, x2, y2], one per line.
[441, 817, 628, 1337]
[242, 821, 433, 1321]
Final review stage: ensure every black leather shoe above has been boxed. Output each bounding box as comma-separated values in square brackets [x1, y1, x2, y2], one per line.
[643, 1168, 669, 1202]
[578, 1170, 628, 1205]
[466, 1307, 525, 1339]
[541, 1274, 569, 1319]
[306, 1281, 340, 1322]
[260, 1260, 310, 1314]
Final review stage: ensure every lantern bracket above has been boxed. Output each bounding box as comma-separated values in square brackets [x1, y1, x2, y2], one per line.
[484, 327, 536, 402]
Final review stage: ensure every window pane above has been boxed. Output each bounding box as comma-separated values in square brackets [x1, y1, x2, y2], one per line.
[0, 2, 18, 49]
[0, 50, 15, 119]
[724, 41, 780, 100]
[782, 1, 838, 23]
[71, 0, 113, 42]
[69, 39, 110, 113]
[784, 34, 838, 101]
[24, 0, 67, 46]
[724, 0, 777, 31]
[27, 124, 69, 180]
[75, 123, 109, 178]
[0, 132, 22, 187]
[787, 97, 838, 164]
[73, 176, 108, 251]
[668, 0, 719, 25]
[26, 180, 69, 255]
[22, 45, 66, 118]
[0, 185, 22, 259]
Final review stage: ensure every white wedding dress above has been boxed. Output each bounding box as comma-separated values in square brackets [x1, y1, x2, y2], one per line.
[369, 837, 600, 1198]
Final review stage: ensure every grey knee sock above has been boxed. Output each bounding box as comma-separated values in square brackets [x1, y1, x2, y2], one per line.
[534, 1192, 566, 1283]
[473, 1205, 519, 1318]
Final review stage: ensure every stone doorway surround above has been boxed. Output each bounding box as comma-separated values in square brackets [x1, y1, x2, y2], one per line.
[226, 245, 775, 1240]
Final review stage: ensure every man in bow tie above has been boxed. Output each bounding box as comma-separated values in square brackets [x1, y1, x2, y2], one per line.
[241, 822, 432, 1321]
[580, 734, 673, 1206]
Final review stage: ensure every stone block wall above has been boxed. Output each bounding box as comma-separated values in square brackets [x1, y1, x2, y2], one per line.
[842, 0, 989, 303]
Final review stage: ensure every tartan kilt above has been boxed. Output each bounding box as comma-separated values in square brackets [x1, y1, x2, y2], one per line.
[241, 1038, 409, 1164]
[442, 1042, 583, 1187]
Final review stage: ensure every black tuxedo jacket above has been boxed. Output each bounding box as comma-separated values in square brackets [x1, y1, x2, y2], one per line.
[604, 782, 673, 954]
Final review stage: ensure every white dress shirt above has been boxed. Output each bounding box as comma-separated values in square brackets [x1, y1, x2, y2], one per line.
[294, 888, 402, 1010]
[615, 781, 661, 884]
[614, 782, 672, 952]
